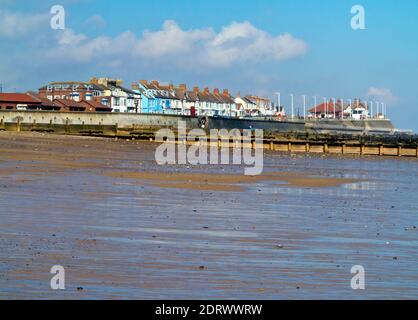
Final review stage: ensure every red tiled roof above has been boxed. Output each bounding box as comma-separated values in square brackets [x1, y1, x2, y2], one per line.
[309, 102, 344, 114]
[80, 100, 112, 111]
[27, 92, 54, 107]
[53, 99, 85, 108]
[0, 93, 41, 104]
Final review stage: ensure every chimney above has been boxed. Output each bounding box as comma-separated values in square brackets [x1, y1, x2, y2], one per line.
[97, 78, 107, 86]
[193, 86, 199, 93]
[204, 87, 210, 94]
[213, 88, 220, 95]
[179, 84, 187, 91]
[132, 83, 139, 90]
[222, 89, 229, 96]
[90, 77, 98, 85]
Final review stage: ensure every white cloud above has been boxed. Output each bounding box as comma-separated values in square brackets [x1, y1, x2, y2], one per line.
[134, 20, 308, 67]
[205, 21, 308, 67]
[45, 20, 307, 69]
[367, 87, 399, 104]
[135, 20, 214, 58]
[84, 15, 106, 29]
[58, 29, 87, 46]
[50, 29, 138, 63]
[0, 10, 48, 38]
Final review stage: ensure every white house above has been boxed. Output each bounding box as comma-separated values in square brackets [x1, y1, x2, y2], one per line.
[90, 78, 141, 113]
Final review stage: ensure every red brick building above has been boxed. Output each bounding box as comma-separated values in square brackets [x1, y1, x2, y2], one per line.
[52, 99, 112, 112]
[0, 92, 111, 112]
[38, 82, 108, 105]
[0, 93, 42, 110]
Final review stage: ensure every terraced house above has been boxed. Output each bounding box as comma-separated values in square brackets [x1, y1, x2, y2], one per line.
[133, 80, 237, 116]
[133, 80, 180, 114]
[89, 78, 142, 113]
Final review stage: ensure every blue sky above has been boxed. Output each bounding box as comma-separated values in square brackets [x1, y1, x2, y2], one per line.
[1, 0, 417, 130]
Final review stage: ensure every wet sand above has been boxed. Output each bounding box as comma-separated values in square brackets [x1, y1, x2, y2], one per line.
[106, 171, 360, 192]
[0, 131, 417, 299]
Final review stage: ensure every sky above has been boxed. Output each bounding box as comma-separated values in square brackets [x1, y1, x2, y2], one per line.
[1, 0, 417, 130]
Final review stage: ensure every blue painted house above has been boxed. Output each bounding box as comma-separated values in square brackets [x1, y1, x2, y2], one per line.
[133, 80, 180, 114]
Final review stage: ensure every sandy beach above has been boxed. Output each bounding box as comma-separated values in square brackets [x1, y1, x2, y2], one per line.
[0, 131, 417, 299]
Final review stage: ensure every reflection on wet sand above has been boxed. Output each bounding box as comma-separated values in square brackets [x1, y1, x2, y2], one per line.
[106, 171, 361, 191]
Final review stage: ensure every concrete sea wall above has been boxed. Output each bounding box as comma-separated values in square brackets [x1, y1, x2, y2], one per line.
[1, 110, 417, 158]
[0, 110, 395, 135]
[0, 110, 200, 127]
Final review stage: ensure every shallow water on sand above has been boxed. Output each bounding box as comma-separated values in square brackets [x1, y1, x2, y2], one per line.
[0, 132, 417, 299]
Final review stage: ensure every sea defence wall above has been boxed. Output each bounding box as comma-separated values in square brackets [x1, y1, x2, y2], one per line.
[0, 111, 199, 134]
[1, 110, 417, 158]
[0, 110, 395, 135]
[305, 119, 395, 134]
[207, 117, 305, 133]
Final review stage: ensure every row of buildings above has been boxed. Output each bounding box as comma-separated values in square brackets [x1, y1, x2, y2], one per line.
[307, 99, 386, 120]
[0, 78, 279, 117]
[0, 77, 384, 120]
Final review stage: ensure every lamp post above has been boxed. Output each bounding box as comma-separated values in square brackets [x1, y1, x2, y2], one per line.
[375, 101, 379, 119]
[323, 97, 327, 119]
[290, 94, 294, 120]
[369, 101, 373, 119]
[313, 96, 317, 119]
[275, 92, 281, 112]
[332, 97, 336, 119]
[134, 99, 139, 113]
[302, 95, 306, 120]
[364, 100, 370, 118]
[348, 99, 352, 119]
